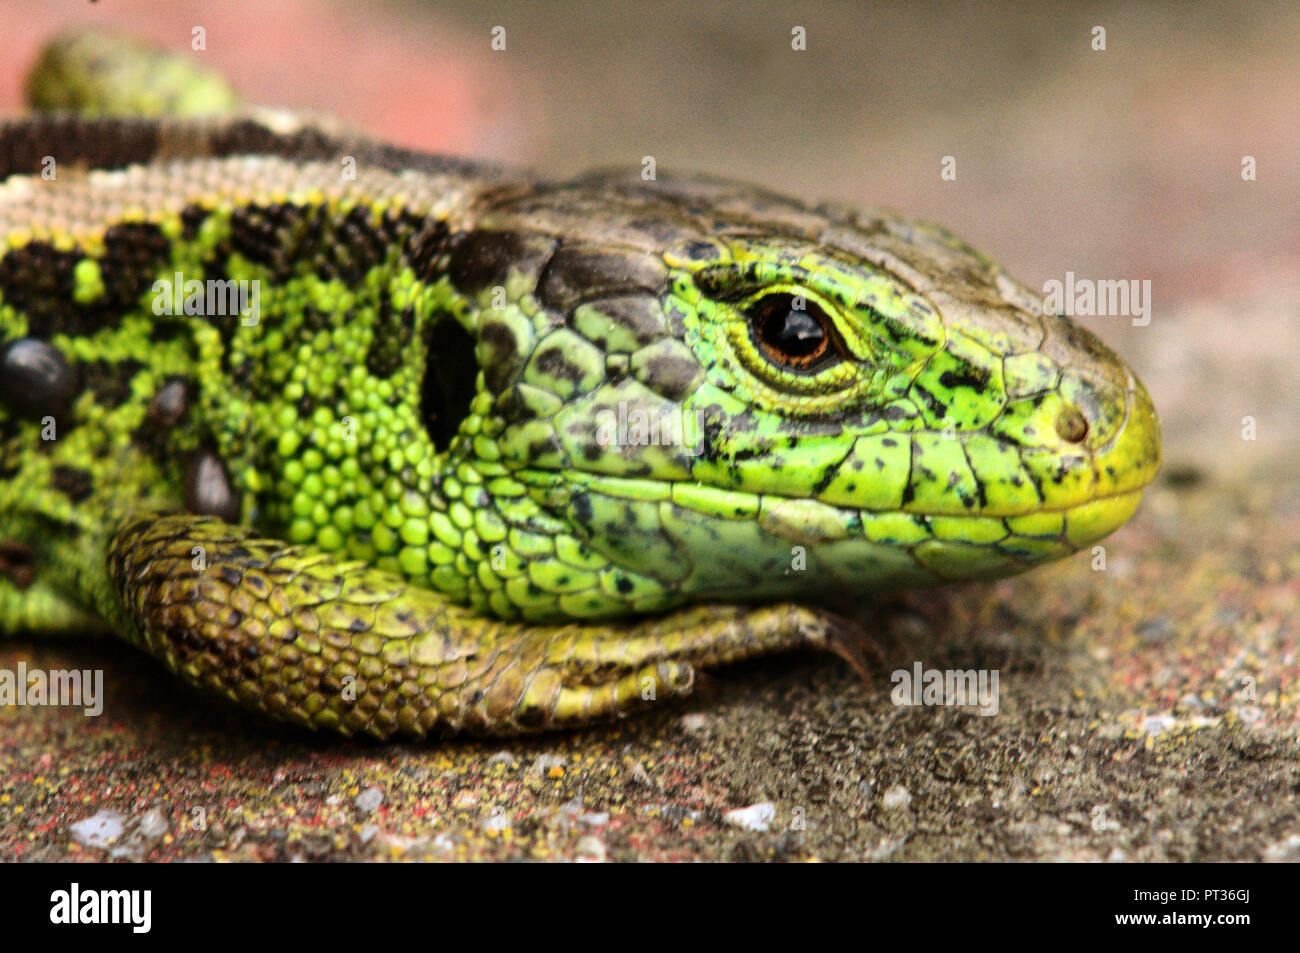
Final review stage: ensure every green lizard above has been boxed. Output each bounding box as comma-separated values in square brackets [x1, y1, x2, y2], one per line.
[0, 33, 1160, 738]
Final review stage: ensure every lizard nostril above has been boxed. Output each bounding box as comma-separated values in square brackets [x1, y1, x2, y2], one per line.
[1055, 407, 1090, 444]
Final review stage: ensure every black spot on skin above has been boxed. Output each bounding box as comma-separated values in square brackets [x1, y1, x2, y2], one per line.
[180, 204, 209, 239]
[492, 387, 533, 423]
[447, 230, 556, 296]
[911, 384, 949, 420]
[638, 350, 701, 402]
[227, 202, 305, 272]
[80, 359, 145, 409]
[881, 405, 908, 422]
[537, 245, 668, 313]
[1, 338, 78, 419]
[901, 482, 916, 506]
[162, 624, 202, 661]
[364, 287, 415, 379]
[535, 347, 584, 383]
[572, 493, 593, 525]
[148, 321, 186, 343]
[329, 203, 391, 285]
[581, 296, 666, 344]
[527, 437, 557, 461]
[0, 243, 81, 338]
[405, 218, 450, 280]
[184, 449, 241, 522]
[196, 251, 241, 349]
[939, 368, 989, 391]
[300, 305, 335, 336]
[98, 222, 171, 314]
[0, 225, 170, 340]
[615, 574, 634, 595]
[811, 461, 840, 496]
[880, 437, 898, 448]
[420, 318, 478, 451]
[0, 427, 20, 479]
[478, 319, 523, 395]
[228, 201, 420, 288]
[0, 541, 36, 590]
[678, 241, 719, 262]
[51, 465, 93, 502]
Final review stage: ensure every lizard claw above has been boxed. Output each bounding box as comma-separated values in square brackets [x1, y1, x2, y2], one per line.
[806, 609, 886, 684]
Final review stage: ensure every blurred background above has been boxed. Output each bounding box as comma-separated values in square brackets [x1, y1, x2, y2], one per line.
[1, 0, 1296, 862]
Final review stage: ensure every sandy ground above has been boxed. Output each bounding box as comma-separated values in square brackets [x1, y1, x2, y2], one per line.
[0, 0, 1297, 861]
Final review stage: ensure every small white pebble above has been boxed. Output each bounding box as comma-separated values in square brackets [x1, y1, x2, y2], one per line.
[1236, 705, 1265, 725]
[137, 808, 169, 839]
[1262, 834, 1300, 863]
[882, 784, 912, 811]
[678, 713, 712, 734]
[1140, 714, 1177, 736]
[354, 787, 384, 815]
[575, 835, 607, 862]
[70, 811, 125, 849]
[724, 801, 776, 832]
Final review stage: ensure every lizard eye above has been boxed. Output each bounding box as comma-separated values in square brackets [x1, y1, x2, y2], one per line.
[747, 293, 842, 373]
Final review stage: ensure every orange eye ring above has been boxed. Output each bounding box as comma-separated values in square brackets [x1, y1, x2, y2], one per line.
[746, 293, 844, 374]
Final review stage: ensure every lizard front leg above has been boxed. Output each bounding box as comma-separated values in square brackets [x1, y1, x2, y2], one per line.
[105, 512, 872, 738]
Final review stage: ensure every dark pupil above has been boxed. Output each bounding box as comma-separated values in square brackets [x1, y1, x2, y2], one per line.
[752, 295, 830, 368]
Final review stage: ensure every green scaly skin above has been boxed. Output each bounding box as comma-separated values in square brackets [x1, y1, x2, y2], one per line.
[0, 33, 1161, 737]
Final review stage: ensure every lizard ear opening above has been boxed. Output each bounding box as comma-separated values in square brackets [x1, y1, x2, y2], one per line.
[421, 317, 478, 451]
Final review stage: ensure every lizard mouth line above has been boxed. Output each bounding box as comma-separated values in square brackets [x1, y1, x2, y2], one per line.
[555, 468, 1153, 519]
